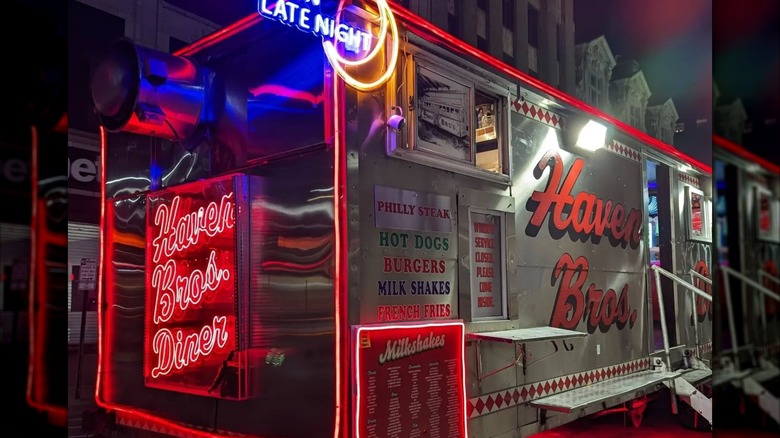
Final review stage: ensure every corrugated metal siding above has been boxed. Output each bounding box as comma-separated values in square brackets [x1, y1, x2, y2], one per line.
[68, 223, 99, 345]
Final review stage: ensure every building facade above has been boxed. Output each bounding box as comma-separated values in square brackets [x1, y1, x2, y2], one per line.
[715, 97, 749, 145]
[398, 0, 576, 94]
[574, 35, 616, 114]
[646, 98, 680, 145]
[609, 56, 652, 132]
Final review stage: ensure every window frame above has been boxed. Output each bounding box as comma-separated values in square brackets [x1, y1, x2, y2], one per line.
[468, 207, 509, 322]
[685, 185, 712, 242]
[388, 49, 512, 184]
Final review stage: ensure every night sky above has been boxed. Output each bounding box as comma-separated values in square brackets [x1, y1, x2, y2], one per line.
[713, 0, 780, 165]
[575, 0, 713, 165]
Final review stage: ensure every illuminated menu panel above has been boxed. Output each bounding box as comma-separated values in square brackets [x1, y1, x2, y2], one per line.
[353, 321, 467, 438]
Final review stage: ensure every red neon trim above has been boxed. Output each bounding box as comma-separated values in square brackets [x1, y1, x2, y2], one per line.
[96, 130, 249, 437]
[96, 126, 107, 406]
[332, 68, 348, 438]
[174, 4, 711, 175]
[713, 134, 780, 175]
[26, 125, 68, 425]
[353, 321, 468, 438]
[385, 3, 712, 176]
[172, 13, 264, 57]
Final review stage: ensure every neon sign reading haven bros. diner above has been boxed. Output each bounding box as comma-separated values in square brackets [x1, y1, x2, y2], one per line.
[258, 0, 399, 90]
[144, 176, 242, 398]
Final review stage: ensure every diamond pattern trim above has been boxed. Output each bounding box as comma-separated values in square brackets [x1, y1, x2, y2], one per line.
[604, 140, 641, 163]
[678, 173, 701, 188]
[512, 99, 564, 129]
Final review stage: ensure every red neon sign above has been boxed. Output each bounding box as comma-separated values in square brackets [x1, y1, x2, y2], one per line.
[144, 175, 248, 399]
[353, 321, 468, 438]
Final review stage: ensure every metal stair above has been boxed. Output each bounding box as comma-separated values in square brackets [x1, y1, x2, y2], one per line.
[664, 376, 712, 425]
[742, 376, 780, 424]
[650, 266, 713, 426]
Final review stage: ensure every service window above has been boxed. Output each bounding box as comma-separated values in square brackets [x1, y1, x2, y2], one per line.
[390, 53, 510, 181]
[469, 209, 507, 320]
[475, 91, 501, 173]
[686, 186, 712, 242]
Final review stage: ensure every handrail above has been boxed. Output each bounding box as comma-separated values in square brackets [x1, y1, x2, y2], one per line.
[653, 266, 713, 302]
[722, 266, 780, 302]
[720, 266, 780, 365]
[651, 265, 712, 373]
[690, 269, 713, 285]
[758, 270, 780, 287]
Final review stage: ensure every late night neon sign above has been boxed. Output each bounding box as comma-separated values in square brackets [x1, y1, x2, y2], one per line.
[258, 0, 399, 91]
[145, 177, 240, 397]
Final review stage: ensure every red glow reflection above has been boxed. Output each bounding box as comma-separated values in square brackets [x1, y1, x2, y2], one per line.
[249, 84, 325, 106]
[27, 125, 67, 426]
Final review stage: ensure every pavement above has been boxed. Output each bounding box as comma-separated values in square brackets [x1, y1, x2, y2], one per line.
[0, 342, 65, 437]
[4, 340, 769, 438]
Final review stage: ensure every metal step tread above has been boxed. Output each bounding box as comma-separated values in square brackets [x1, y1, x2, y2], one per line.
[529, 370, 680, 413]
[749, 365, 780, 384]
[712, 369, 752, 387]
[680, 368, 712, 385]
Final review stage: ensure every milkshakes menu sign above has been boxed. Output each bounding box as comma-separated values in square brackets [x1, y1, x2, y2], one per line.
[353, 321, 467, 438]
[144, 174, 248, 399]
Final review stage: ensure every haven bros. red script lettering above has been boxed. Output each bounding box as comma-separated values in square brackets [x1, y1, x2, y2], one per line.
[145, 176, 239, 397]
[526, 151, 641, 333]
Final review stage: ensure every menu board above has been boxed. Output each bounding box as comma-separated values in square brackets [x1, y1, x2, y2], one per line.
[353, 322, 467, 438]
[469, 210, 505, 320]
[365, 185, 458, 324]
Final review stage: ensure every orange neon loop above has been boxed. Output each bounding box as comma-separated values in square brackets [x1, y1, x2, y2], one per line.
[323, 0, 399, 90]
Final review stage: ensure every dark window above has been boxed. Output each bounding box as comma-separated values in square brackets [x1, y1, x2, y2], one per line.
[503, 53, 515, 66]
[528, 5, 539, 48]
[448, 9, 459, 38]
[477, 0, 488, 12]
[502, 1, 515, 30]
[169, 37, 189, 54]
[477, 36, 489, 52]
[396, 0, 410, 8]
[557, 24, 563, 61]
[68, 0, 126, 133]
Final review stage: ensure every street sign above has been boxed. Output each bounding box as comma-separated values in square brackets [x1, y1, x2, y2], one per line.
[78, 257, 97, 291]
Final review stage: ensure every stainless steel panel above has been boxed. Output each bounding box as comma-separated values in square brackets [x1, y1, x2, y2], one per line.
[103, 147, 335, 436]
[348, 90, 464, 325]
[510, 114, 648, 371]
